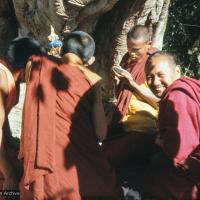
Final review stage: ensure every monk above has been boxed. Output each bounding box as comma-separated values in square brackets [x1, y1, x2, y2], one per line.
[103, 25, 160, 189]
[7, 35, 122, 199]
[0, 40, 44, 192]
[0, 60, 20, 193]
[143, 51, 200, 199]
[60, 31, 108, 142]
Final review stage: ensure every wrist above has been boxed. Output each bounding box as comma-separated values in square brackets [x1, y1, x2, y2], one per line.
[129, 79, 136, 87]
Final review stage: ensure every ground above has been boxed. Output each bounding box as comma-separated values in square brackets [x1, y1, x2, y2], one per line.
[8, 83, 25, 138]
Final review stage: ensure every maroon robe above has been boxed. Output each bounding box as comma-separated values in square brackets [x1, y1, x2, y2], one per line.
[103, 49, 160, 191]
[112, 48, 158, 125]
[20, 55, 122, 200]
[143, 77, 200, 199]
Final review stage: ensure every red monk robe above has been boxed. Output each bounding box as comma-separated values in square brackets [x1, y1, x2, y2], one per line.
[143, 77, 200, 199]
[20, 55, 122, 200]
[103, 48, 160, 192]
[112, 48, 158, 125]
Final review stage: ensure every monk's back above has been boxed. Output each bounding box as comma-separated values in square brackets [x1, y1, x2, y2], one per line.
[53, 63, 121, 198]
[22, 55, 121, 199]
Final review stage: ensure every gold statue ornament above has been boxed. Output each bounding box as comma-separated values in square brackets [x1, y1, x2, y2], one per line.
[47, 25, 63, 57]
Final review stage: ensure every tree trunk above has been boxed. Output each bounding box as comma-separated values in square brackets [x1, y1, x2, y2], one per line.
[0, 0, 18, 59]
[94, 0, 170, 97]
[1, 0, 170, 137]
[2, 0, 170, 96]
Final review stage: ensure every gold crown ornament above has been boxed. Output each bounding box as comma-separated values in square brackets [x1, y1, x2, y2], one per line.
[47, 25, 63, 57]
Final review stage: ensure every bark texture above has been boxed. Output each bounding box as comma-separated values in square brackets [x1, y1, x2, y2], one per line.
[1, 0, 170, 96]
[0, 0, 18, 59]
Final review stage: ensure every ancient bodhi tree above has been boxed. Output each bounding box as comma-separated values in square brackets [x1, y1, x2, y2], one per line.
[1, 0, 170, 97]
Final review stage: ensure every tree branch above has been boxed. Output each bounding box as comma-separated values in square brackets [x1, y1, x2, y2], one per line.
[76, 0, 118, 32]
[151, 0, 170, 49]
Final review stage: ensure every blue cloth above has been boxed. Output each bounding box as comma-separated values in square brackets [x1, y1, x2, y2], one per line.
[48, 40, 62, 48]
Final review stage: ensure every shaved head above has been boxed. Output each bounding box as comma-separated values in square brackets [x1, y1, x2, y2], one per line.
[126, 25, 151, 62]
[127, 25, 150, 42]
[145, 51, 177, 72]
[145, 52, 181, 97]
[61, 31, 95, 64]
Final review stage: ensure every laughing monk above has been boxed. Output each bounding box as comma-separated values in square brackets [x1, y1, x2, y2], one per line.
[143, 51, 200, 199]
[8, 35, 122, 199]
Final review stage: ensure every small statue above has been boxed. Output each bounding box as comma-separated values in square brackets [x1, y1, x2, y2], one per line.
[47, 25, 63, 57]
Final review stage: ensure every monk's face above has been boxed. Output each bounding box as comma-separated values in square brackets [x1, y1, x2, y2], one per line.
[145, 56, 181, 97]
[127, 39, 151, 62]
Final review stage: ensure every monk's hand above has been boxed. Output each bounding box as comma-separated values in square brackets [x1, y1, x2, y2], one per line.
[110, 67, 120, 85]
[114, 75, 120, 85]
[112, 68, 133, 86]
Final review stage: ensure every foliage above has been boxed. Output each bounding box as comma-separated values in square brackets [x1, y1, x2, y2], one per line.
[163, 0, 200, 79]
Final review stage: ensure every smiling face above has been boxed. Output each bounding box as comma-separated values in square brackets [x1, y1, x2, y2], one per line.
[145, 55, 181, 97]
[127, 39, 151, 62]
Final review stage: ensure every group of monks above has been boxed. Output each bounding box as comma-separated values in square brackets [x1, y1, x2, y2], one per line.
[0, 25, 199, 200]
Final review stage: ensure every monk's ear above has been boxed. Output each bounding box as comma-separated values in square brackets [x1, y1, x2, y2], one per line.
[25, 60, 32, 82]
[88, 56, 95, 66]
[175, 65, 181, 78]
[146, 40, 152, 48]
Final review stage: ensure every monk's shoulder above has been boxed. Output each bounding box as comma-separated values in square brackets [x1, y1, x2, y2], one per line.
[163, 78, 197, 103]
[0, 69, 9, 96]
[75, 66, 101, 85]
[170, 77, 199, 92]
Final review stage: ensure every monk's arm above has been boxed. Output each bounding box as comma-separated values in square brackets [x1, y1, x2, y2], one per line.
[92, 82, 107, 141]
[0, 71, 16, 181]
[129, 80, 160, 110]
[113, 70, 160, 109]
[0, 89, 6, 169]
[0, 91, 14, 179]
[0, 70, 21, 190]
